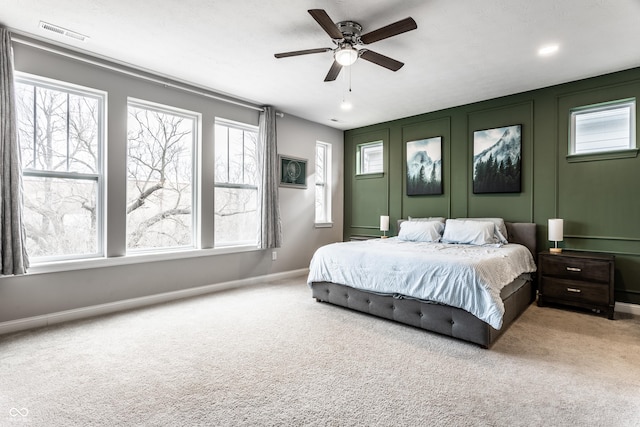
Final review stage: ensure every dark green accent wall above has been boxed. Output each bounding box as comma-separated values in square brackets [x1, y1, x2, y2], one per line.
[344, 67, 640, 305]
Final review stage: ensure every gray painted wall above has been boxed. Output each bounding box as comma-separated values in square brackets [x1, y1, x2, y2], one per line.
[0, 41, 344, 324]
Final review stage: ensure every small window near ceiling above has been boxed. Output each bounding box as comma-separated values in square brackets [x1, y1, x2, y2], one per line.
[357, 141, 383, 174]
[570, 99, 636, 158]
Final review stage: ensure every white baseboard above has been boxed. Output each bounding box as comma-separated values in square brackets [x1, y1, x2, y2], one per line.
[615, 301, 640, 316]
[0, 268, 309, 336]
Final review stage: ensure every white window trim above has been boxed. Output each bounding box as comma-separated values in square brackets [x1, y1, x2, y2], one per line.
[315, 141, 332, 226]
[25, 245, 260, 276]
[126, 98, 202, 253]
[568, 98, 638, 162]
[356, 140, 384, 175]
[213, 117, 260, 248]
[16, 73, 107, 262]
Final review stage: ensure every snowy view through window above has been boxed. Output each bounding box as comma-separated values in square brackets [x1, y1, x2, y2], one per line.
[214, 121, 259, 247]
[16, 79, 103, 259]
[127, 103, 196, 251]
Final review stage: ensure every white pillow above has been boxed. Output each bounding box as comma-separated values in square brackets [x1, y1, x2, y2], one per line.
[408, 216, 446, 223]
[456, 217, 508, 244]
[398, 220, 444, 242]
[442, 219, 495, 246]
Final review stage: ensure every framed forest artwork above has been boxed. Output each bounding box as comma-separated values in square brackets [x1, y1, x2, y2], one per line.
[472, 124, 521, 194]
[406, 137, 442, 196]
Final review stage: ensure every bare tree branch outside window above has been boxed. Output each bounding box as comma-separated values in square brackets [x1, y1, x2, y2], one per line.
[16, 80, 102, 259]
[126, 104, 195, 250]
[214, 121, 259, 247]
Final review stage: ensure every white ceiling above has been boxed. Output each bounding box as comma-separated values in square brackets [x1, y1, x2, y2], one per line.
[3, 0, 640, 130]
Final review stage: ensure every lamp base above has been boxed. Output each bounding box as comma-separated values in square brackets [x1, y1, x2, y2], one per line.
[381, 236, 388, 239]
[549, 247, 562, 254]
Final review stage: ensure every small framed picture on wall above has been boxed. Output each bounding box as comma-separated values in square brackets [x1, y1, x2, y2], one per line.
[279, 155, 307, 188]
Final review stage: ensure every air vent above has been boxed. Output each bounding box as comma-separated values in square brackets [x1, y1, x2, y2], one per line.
[39, 21, 88, 42]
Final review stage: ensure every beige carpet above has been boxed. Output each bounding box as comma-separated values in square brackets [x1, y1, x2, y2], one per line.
[1, 275, 639, 426]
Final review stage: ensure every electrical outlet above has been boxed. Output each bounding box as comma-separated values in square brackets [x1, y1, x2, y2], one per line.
[272, 251, 277, 261]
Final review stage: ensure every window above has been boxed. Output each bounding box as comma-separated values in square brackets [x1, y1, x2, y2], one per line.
[357, 141, 383, 174]
[127, 100, 199, 251]
[570, 99, 636, 156]
[15, 75, 105, 261]
[315, 141, 332, 225]
[214, 118, 259, 247]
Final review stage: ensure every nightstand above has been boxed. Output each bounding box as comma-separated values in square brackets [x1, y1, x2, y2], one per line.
[537, 250, 615, 319]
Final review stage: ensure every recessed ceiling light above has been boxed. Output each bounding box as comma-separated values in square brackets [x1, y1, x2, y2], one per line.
[340, 100, 353, 111]
[538, 44, 559, 56]
[39, 21, 89, 42]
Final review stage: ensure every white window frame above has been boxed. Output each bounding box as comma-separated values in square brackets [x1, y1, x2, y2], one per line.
[356, 140, 384, 175]
[15, 73, 106, 262]
[569, 98, 637, 161]
[214, 117, 260, 248]
[126, 98, 200, 253]
[315, 141, 332, 227]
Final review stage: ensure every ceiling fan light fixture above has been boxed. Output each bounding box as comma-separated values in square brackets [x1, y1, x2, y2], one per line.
[335, 46, 358, 66]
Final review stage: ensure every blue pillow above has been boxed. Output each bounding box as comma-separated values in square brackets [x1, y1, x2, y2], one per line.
[442, 219, 496, 246]
[398, 220, 444, 242]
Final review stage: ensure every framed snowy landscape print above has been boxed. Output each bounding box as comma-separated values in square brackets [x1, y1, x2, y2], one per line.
[406, 137, 442, 196]
[472, 124, 521, 194]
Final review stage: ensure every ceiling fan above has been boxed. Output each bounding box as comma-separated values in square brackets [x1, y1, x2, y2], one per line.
[274, 9, 417, 82]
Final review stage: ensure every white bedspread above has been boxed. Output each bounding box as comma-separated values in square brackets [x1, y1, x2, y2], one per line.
[307, 238, 537, 329]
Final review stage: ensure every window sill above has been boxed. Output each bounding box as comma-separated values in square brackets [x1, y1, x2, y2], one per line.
[25, 245, 261, 276]
[315, 222, 333, 228]
[355, 172, 384, 179]
[567, 148, 639, 163]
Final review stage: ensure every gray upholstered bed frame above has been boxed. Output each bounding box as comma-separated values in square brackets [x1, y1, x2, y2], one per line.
[311, 222, 537, 348]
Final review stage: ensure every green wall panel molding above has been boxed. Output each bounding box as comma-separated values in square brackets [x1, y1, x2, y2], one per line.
[401, 117, 452, 220]
[345, 129, 390, 241]
[344, 65, 640, 304]
[467, 101, 535, 222]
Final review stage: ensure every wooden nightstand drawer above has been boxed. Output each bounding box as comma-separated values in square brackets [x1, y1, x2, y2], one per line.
[537, 250, 615, 319]
[541, 256, 610, 283]
[540, 277, 609, 305]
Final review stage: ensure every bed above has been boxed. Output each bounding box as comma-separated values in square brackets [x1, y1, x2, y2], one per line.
[308, 219, 537, 348]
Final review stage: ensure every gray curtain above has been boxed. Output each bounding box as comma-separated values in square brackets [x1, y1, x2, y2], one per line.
[257, 106, 282, 249]
[0, 28, 29, 275]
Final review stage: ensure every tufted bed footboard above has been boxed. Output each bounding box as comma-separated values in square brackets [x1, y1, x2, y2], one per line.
[310, 222, 537, 348]
[311, 279, 534, 348]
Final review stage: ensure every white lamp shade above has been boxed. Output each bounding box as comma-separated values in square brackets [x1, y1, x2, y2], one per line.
[548, 218, 563, 242]
[380, 215, 390, 232]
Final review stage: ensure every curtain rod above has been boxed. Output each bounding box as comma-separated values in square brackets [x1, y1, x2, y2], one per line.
[10, 32, 283, 117]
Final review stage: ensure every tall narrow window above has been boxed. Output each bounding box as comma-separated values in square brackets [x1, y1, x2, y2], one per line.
[15, 75, 105, 261]
[214, 118, 259, 247]
[127, 100, 199, 251]
[315, 141, 332, 225]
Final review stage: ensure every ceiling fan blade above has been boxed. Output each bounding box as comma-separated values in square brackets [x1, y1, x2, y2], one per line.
[360, 50, 404, 71]
[274, 48, 332, 58]
[324, 60, 342, 82]
[360, 17, 417, 44]
[308, 9, 344, 40]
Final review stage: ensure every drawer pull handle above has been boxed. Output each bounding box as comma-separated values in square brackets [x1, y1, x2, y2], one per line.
[567, 287, 582, 293]
[566, 267, 581, 272]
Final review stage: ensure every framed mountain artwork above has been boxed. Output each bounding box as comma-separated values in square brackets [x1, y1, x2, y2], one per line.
[406, 137, 442, 196]
[472, 124, 521, 194]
